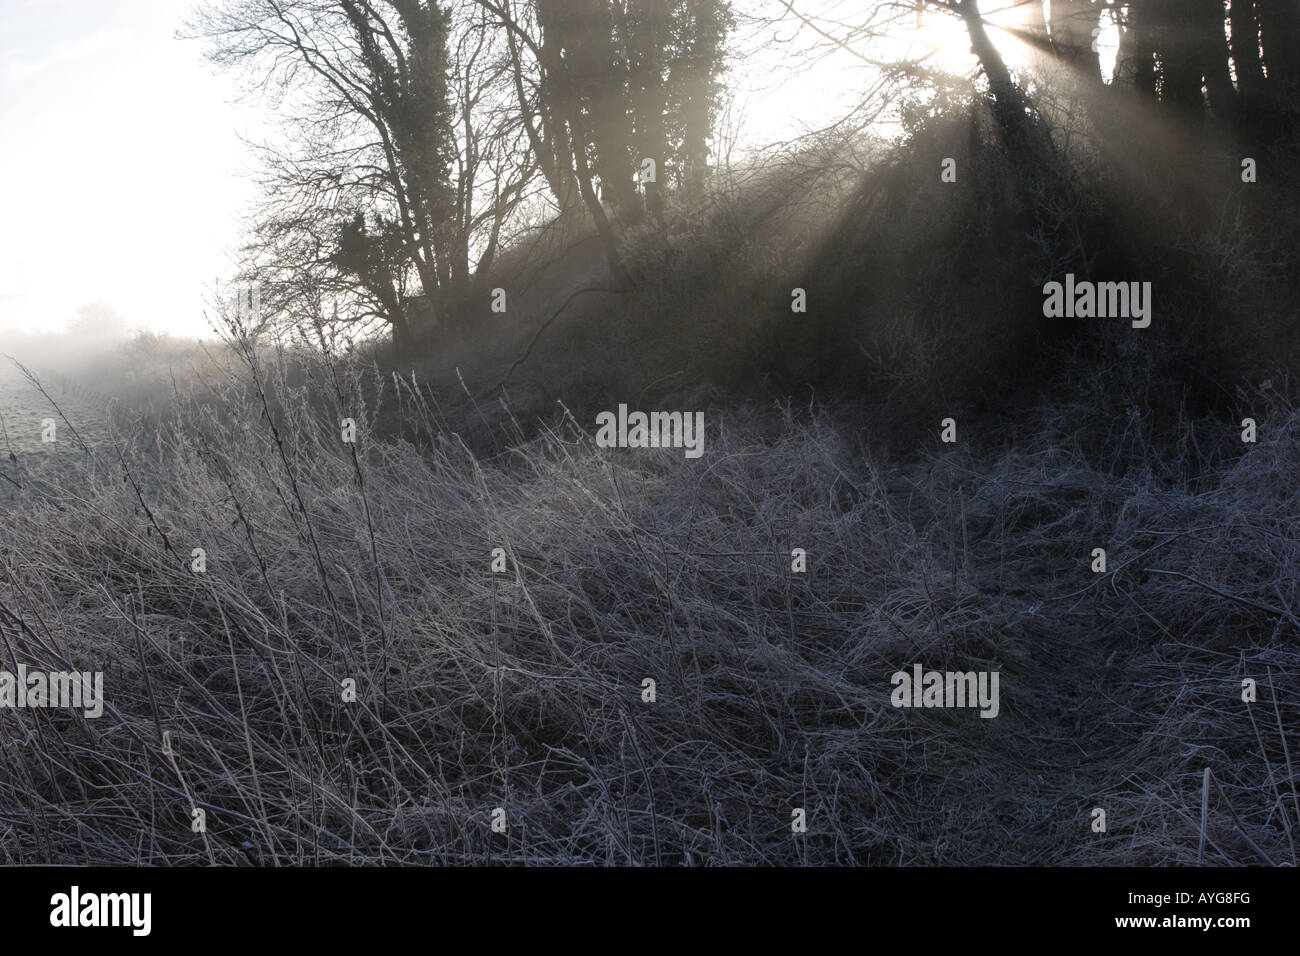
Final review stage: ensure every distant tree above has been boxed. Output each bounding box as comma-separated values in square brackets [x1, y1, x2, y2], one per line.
[67, 301, 129, 340]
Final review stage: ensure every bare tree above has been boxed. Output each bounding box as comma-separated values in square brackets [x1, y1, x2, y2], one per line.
[189, 0, 534, 347]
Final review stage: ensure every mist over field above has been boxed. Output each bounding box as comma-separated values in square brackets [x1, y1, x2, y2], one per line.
[2, 0, 1299, 877]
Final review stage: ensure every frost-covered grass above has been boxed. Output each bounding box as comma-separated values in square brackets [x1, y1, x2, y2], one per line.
[0, 332, 1294, 865]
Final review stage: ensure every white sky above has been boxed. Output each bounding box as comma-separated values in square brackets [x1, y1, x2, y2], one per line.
[0, 0, 261, 338]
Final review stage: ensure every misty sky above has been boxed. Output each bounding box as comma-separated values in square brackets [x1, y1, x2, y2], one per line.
[0, 0, 260, 338]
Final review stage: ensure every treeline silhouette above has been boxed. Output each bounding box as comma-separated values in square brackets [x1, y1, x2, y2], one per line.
[176, 0, 1300, 430]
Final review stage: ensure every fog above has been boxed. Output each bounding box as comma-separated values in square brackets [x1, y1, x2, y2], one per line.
[1, 313, 211, 458]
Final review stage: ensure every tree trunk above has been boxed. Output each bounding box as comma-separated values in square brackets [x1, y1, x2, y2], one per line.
[1112, 0, 1140, 88]
[1194, 0, 1239, 118]
[391, 311, 414, 352]
[1128, 0, 1161, 99]
[680, 0, 727, 197]
[534, 0, 583, 213]
[1257, 0, 1300, 96]
[1231, 0, 1268, 120]
[958, 0, 1041, 153]
[571, 111, 635, 288]
[1148, 0, 1206, 112]
[631, 0, 670, 225]
[580, 0, 642, 224]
